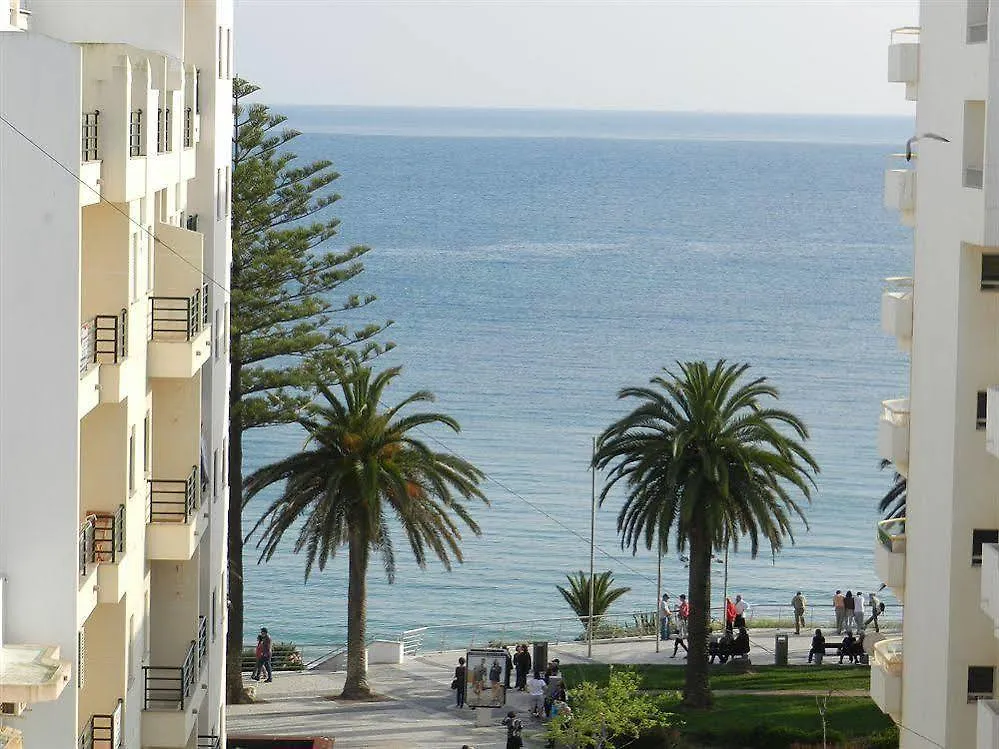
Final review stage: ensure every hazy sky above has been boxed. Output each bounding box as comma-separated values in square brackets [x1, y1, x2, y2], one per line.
[235, 0, 919, 115]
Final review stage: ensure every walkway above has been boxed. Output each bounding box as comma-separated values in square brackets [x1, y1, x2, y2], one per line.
[226, 628, 882, 748]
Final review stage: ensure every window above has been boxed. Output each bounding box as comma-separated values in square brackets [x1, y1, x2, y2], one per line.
[127, 614, 136, 687]
[130, 233, 140, 301]
[218, 26, 224, 78]
[224, 166, 231, 217]
[226, 28, 233, 79]
[969, 666, 995, 701]
[77, 629, 86, 689]
[973, 529, 999, 565]
[978, 390, 988, 429]
[143, 413, 151, 476]
[982, 254, 999, 290]
[128, 426, 136, 495]
[969, 0, 989, 43]
[216, 168, 223, 220]
[224, 302, 230, 352]
[213, 448, 221, 500]
[214, 308, 222, 360]
[963, 101, 986, 188]
[211, 587, 218, 640]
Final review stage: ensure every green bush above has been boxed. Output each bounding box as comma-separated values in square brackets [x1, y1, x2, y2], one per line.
[688, 724, 846, 749]
[865, 726, 900, 749]
[240, 641, 305, 672]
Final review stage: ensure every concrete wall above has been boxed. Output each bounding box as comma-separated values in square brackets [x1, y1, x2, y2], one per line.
[0, 30, 84, 746]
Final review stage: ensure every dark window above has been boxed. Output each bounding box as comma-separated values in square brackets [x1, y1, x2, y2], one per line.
[972, 529, 999, 565]
[978, 390, 988, 429]
[982, 254, 999, 289]
[969, 666, 995, 700]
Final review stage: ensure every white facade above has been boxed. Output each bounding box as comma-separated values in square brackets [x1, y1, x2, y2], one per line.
[873, 2, 999, 748]
[0, 1, 232, 747]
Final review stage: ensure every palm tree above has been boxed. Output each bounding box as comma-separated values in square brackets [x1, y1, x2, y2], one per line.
[878, 459, 906, 520]
[244, 362, 487, 698]
[556, 570, 632, 627]
[594, 360, 818, 708]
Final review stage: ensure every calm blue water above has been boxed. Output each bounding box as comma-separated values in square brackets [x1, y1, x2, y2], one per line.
[241, 108, 913, 647]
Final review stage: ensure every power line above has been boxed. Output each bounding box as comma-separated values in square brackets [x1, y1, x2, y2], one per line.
[0, 111, 230, 299]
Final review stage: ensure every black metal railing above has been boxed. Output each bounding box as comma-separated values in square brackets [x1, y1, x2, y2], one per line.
[78, 704, 119, 749]
[195, 70, 201, 114]
[183, 107, 194, 148]
[156, 107, 172, 153]
[142, 642, 197, 711]
[197, 615, 209, 672]
[147, 466, 199, 523]
[185, 213, 199, 232]
[129, 109, 143, 157]
[150, 285, 208, 341]
[94, 309, 127, 364]
[80, 318, 96, 376]
[82, 110, 100, 162]
[79, 517, 95, 577]
[197, 736, 221, 749]
[92, 505, 125, 565]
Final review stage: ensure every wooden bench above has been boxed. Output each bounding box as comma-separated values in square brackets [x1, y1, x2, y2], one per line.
[810, 642, 867, 664]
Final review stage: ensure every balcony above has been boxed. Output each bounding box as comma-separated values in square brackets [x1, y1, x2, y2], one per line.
[79, 319, 101, 419]
[0, 726, 23, 749]
[7, 0, 29, 30]
[78, 516, 99, 624]
[874, 518, 906, 601]
[148, 286, 211, 379]
[89, 505, 127, 605]
[79, 699, 122, 749]
[146, 467, 205, 561]
[94, 310, 131, 404]
[80, 111, 101, 207]
[197, 736, 222, 749]
[887, 27, 920, 101]
[0, 643, 72, 705]
[871, 637, 903, 720]
[982, 544, 999, 635]
[141, 617, 209, 748]
[884, 164, 916, 227]
[878, 398, 910, 475]
[979, 700, 999, 749]
[880, 277, 913, 352]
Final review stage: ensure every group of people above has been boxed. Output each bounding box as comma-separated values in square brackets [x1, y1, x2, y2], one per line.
[808, 628, 867, 664]
[832, 590, 884, 634]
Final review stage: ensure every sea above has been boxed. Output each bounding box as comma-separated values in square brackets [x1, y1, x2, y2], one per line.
[241, 107, 913, 649]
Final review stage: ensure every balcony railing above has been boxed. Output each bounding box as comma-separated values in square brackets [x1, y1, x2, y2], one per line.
[80, 318, 96, 376]
[129, 110, 143, 157]
[94, 309, 127, 364]
[82, 111, 99, 162]
[156, 107, 172, 153]
[150, 285, 209, 342]
[79, 516, 96, 578]
[183, 107, 194, 148]
[142, 616, 208, 711]
[197, 737, 221, 749]
[877, 517, 906, 553]
[873, 637, 904, 677]
[78, 699, 122, 749]
[91, 505, 125, 564]
[185, 213, 199, 232]
[148, 466, 199, 523]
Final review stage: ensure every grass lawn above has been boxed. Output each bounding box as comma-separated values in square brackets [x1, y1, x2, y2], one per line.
[559, 663, 871, 693]
[670, 694, 895, 740]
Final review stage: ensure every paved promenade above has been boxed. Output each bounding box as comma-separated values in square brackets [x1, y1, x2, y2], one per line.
[227, 628, 884, 749]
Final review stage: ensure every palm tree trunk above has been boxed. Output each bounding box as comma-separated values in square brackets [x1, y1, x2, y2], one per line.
[225, 336, 250, 705]
[683, 522, 714, 708]
[341, 528, 371, 698]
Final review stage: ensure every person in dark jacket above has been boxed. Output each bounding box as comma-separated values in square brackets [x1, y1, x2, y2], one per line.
[808, 629, 826, 663]
[454, 657, 467, 708]
[513, 645, 531, 691]
[504, 648, 513, 689]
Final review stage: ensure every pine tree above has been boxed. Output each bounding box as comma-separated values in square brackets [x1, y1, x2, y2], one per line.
[227, 78, 391, 703]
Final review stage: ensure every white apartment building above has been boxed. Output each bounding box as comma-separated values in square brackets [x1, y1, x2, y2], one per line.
[0, 1, 232, 748]
[872, 1, 999, 747]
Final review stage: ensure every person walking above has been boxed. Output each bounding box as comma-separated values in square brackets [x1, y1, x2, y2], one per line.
[843, 591, 855, 634]
[526, 671, 547, 718]
[791, 591, 807, 635]
[733, 594, 749, 629]
[677, 594, 690, 638]
[454, 656, 468, 708]
[866, 591, 884, 633]
[854, 591, 866, 632]
[833, 590, 845, 634]
[253, 627, 273, 682]
[501, 711, 524, 749]
[659, 594, 672, 641]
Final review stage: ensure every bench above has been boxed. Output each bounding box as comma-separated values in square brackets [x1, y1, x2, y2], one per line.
[809, 642, 867, 664]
